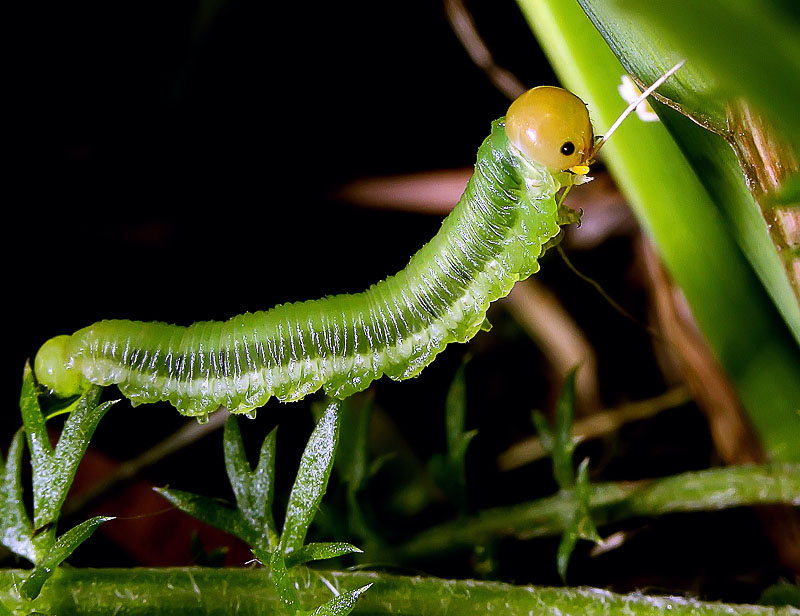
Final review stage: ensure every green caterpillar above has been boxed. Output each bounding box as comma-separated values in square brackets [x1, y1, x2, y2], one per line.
[34, 86, 596, 421]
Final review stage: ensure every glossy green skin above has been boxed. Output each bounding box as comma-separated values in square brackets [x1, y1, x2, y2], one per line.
[37, 120, 580, 418]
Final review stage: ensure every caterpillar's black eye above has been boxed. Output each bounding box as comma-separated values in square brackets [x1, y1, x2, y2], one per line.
[560, 141, 575, 156]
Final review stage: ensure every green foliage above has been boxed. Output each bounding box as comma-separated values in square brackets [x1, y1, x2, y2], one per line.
[157, 413, 279, 550]
[20, 515, 113, 600]
[532, 369, 578, 490]
[158, 399, 369, 615]
[760, 582, 800, 609]
[223, 414, 279, 550]
[555, 458, 601, 582]
[282, 542, 363, 569]
[0, 366, 116, 600]
[429, 359, 478, 513]
[301, 583, 373, 616]
[576, 0, 800, 348]
[0, 430, 34, 563]
[19, 364, 115, 532]
[532, 370, 601, 580]
[280, 401, 341, 556]
[517, 0, 800, 463]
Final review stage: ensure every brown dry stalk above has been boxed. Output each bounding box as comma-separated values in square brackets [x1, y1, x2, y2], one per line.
[726, 100, 800, 310]
[640, 236, 800, 575]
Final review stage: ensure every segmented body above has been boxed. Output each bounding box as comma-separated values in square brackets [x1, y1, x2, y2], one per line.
[41, 120, 579, 418]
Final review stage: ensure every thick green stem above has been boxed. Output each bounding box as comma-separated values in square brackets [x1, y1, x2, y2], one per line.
[1, 567, 797, 615]
[394, 463, 800, 560]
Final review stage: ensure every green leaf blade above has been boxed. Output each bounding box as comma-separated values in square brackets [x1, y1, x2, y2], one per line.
[556, 458, 601, 582]
[280, 400, 340, 555]
[0, 430, 35, 563]
[553, 370, 578, 490]
[20, 515, 113, 600]
[223, 416, 278, 548]
[303, 583, 372, 616]
[284, 541, 363, 568]
[517, 0, 800, 462]
[154, 487, 259, 547]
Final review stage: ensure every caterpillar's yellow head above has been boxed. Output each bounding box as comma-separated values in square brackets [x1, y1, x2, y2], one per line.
[505, 86, 594, 174]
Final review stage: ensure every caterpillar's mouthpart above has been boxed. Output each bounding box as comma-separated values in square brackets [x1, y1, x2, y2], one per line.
[569, 165, 590, 175]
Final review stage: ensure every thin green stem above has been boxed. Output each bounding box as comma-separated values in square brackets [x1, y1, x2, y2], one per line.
[1, 567, 796, 615]
[392, 463, 800, 560]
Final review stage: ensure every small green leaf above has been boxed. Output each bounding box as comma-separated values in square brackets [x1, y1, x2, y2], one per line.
[46, 395, 116, 527]
[338, 398, 372, 493]
[155, 487, 259, 546]
[20, 363, 52, 464]
[20, 515, 113, 600]
[301, 584, 373, 616]
[269, 549, 299, 615]
[0, 429, 35, 563]
[284, 541, 363, 568]
[280, 400, 340, 555]
[531, 410, 554, 454]
[552, 370, 578, 490]
[333, 397, 378, 545]
[556, 458, 601, 582]
[21, 364, 116, 532]
[556, 521, 579, 583]
[445, 360, 468, 454]
[223, 416, 278, 550]
[430, 361, 477, 512]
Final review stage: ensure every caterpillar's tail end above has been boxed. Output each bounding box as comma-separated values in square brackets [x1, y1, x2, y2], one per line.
[34, 335, 88, 397]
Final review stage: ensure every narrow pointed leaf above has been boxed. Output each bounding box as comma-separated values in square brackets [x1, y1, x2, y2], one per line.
[44, 394, 115, 528]
[430, 362, 478, 512]
[155, 487, 259, 547]
[280, 400, 340, 555]
[223, 417, 279, 549]
[20, 363, 53, 468]
[21, 363, 115, 530]
[285, 542, 363, 568]
[223, 415, 253, 513]
[574, 459, 602, 545]
[250, 427, 278, 546]
[20, 516, 113, 600]
[0, 430, 35, 563]
[556, 522, 579, 583]
[556, 458, 600, 582]
[302, 583, 372, 616]
[269, 549, 299, 615]
[445, 360, 468, 454]
[552, 370, 578, 490]
[531, 410, 554, 454]
[334, 398, 374, 543]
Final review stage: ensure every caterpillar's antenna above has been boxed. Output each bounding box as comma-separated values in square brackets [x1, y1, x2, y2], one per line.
[590, 61, 685, 160]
